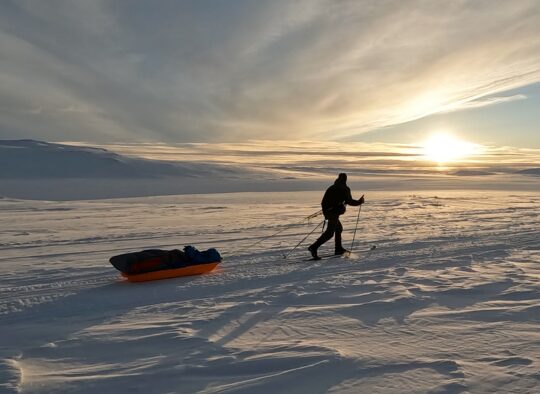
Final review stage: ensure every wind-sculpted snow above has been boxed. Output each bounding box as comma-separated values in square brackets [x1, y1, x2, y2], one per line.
[0, 191, 539, 393]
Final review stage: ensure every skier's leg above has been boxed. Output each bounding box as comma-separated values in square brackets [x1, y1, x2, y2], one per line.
[334, 219, 344, 252]
[310, 215, 338, 250]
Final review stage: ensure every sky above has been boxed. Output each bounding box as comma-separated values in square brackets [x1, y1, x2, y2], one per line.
[0, 0, 539, 147]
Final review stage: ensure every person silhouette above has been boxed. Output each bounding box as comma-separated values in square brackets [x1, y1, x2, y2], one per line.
[308, 173, 364, 259]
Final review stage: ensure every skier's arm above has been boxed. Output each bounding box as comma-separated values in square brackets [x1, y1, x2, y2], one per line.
[345, 189, 364, 206]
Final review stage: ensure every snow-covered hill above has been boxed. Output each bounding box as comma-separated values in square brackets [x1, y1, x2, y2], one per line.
[0, 139, 246, 179]
[0, 140, 280, 200]
[1, 191, 539, 393]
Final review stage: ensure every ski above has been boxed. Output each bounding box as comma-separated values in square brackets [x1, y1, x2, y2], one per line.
[305, 254, 341, 261]
[305, 253, 352, 261]
[281, 245, 377, 263]
[303, 245, 377, 262]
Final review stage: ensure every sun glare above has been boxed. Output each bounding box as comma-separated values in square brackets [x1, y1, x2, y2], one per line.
[422, 132, 480, 164]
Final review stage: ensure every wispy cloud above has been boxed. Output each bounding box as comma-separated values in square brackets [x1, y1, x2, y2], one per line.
[1, 1, 540, 142]
[66, 140, 540, 179]
[442, 94, 528, 113]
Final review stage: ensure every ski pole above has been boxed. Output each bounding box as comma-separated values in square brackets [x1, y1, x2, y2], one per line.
[349, 203, 362, 255]
[283, 219, 325, 259]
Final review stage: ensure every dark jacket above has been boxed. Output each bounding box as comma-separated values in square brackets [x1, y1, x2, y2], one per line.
[321, 178, 361, 217]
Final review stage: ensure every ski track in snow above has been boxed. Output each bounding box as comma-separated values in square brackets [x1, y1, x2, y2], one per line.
[1, 191, 539, 393]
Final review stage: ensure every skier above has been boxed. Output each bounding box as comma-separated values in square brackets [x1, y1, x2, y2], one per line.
[308, 173, 364, 260]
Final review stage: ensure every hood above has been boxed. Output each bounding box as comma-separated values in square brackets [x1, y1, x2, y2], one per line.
[334, 172, 347, 185]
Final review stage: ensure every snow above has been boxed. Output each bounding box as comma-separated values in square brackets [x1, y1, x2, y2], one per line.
[1, 191, 539, 393]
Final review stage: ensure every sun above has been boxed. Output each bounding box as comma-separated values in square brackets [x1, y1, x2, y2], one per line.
[421, 132, 480, 164]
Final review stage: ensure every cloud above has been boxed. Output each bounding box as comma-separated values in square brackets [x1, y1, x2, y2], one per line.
[1, 0, 540, 142]
[74, 140, 540, 178]
[442, 94, 528, 113]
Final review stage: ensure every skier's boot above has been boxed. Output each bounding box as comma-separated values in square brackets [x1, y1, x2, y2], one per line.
[308, 245, 321, 260]
[334, 247, 349, 255]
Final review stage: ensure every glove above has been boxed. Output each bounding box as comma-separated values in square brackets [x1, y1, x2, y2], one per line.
[358, 195, 365, 205]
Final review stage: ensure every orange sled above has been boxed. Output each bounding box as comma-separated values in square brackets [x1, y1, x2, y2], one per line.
[121, 262, 220, 282]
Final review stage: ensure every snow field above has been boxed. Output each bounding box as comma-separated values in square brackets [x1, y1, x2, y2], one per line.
[1, 191, 539, 393]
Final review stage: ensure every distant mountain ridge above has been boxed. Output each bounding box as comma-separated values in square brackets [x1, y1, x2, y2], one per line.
[516, 168, 540, 176]
[1, 139, 538, 200]
[0, 139, 242, 179]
